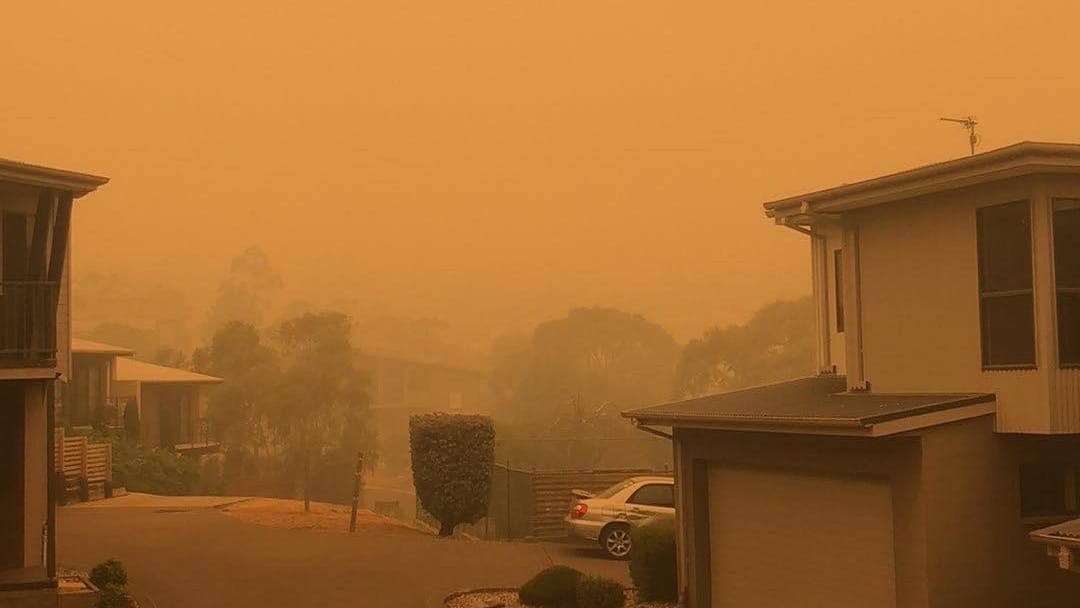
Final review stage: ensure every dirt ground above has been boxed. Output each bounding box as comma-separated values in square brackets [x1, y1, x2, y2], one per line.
[219, 497, 426, 535]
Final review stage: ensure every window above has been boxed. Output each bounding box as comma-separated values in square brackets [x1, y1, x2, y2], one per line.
[834, 249, 845, 333]
[1053, 199, 1080, 366]
[1020, 463, 1080, 518]
[628, 483, 674, 508]
[976, 201, 1036, 368]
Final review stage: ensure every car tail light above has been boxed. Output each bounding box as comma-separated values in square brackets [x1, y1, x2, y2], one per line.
[570, 503, 588, 519]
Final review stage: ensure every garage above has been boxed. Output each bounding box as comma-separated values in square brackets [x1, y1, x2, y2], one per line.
[707, 466, 896, 608]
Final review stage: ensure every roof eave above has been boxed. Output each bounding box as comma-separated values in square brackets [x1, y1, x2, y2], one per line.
[763, 142, 1080, 221]
[0, 159, 110, 197]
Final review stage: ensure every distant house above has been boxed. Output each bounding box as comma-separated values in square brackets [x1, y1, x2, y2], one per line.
[625, 142, 1080, 607]
[356, 352, 492, 472]
[0, 158, 107, 605]
[68, 338, 223, 452]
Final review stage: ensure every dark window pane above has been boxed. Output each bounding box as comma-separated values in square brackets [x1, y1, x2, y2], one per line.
[981, 293, 1036, 366]
[628, 484, 674, 508]
[1054, 200, 1080, 289]
[834, 249, 845, 333]
[1020, 464, 1068, 517]
[1060, 293, 1080, 366]
[977, 201, 1033, 293]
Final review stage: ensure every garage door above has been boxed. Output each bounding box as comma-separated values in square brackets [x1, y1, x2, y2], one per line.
[708, 466, 896, 608]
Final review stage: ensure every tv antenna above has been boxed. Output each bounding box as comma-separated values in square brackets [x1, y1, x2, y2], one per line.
[939, 116, 980, 155]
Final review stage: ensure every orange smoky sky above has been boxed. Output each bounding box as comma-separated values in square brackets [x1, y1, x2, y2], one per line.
[3, 1, 1080, 342]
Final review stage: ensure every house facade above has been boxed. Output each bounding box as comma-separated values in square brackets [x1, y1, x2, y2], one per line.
[0, 159, 107, 605]
[625, 142, 1080, 607]
[66, 338, 222, 452]
[356, 352, 492, 474]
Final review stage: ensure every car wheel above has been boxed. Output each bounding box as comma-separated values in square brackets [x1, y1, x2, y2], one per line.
[601, 524, 632, 559]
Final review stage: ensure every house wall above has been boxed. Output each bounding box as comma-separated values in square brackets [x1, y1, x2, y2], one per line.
[673, 427, 927, 608]
[842, 174, 1080, 433]
[21, 381, 46, 568]
[675, 417, 1080, 608]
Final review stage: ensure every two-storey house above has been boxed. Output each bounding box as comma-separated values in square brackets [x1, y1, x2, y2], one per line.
[625, 142, 1080, 608]
[0, 158, 106, 605]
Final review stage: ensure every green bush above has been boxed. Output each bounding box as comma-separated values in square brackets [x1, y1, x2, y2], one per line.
[409, 413, 495, 536]
[575, 576, 624, 608]
[89, 559, 127, 589]
[98, 583, 136, 608]
[629, 518, 678, 602]
[519, 565, 583, 607]
[99, 435, 199, 495]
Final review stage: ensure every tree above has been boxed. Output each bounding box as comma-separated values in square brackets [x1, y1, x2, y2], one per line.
[492, 307, 679, 428]
[197, 322, 280, 458]
[409, 413, 495, 536]
[269, 312, 373, 511]
[204, 246, 282, 338]
[675, 296, 816, 397]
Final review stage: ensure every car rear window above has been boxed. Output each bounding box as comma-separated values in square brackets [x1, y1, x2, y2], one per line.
[628, 483, 675, 508]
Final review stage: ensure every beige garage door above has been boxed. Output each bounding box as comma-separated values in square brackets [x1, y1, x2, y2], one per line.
[708, 466, 896, 608]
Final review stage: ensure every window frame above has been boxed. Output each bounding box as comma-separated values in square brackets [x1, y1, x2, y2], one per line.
[975, 200, 1038, 370]
[627, 483, 675, 508]
[1051, 198, 1080, 368]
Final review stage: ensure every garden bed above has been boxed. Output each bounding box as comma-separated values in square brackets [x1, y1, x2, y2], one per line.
[444, 587, 679, 608]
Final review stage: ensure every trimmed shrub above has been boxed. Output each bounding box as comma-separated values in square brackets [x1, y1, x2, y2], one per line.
[519, 565, 583, 607]
[98, 583, 136, 608]
[575, 576, 624, 608]
[629, 518, 677, 602]
[409, 413, 495, 536]
[89, 559, 127, 589]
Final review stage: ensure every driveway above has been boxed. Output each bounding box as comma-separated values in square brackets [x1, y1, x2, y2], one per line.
[59, 496, 628, 608]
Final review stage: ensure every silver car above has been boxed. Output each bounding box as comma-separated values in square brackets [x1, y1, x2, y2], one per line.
[564, 475, 675, 559]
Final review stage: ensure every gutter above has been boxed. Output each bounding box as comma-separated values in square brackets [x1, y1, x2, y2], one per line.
[631, 421, 673, 440]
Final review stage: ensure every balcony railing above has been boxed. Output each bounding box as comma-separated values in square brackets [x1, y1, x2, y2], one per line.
[0, 281, 58, 367]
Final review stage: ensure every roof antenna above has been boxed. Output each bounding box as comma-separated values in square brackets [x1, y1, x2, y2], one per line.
[939, 116, 980, 155]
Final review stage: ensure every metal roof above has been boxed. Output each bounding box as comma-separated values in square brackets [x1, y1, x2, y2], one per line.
[623, 375, 994, 436]
[71, 338, 136, 357]
[115, 358, 222, 385]
[763, 141, 1080, 220]
[1031, 518, 1080, 550]
[0, 157, 109, 197]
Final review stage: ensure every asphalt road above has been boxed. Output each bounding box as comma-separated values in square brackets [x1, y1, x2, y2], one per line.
[58, 498, 629, 608]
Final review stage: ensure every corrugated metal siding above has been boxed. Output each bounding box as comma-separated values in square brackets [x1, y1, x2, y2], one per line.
[530, 468, 669, 538]
[1057, 369, 1080, 433]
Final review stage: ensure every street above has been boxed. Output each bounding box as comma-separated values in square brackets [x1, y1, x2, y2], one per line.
[59, 497, 628, 608]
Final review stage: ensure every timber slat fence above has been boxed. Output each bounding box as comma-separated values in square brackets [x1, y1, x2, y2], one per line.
[53, 427, 112, 502]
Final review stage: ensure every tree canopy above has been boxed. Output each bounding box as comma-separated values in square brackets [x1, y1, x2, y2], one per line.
[675, 296, 816, 397]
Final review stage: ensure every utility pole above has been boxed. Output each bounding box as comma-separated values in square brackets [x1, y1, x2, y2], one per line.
[349, 451, 364, 533]
[939, 116, 980, 155]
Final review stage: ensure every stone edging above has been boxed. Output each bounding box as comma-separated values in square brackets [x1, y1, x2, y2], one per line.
[443, 587, 519, 605]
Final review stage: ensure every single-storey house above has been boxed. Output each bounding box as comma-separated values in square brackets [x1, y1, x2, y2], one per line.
[68, 338, 223, 451]
[625, 142, 1080, 608]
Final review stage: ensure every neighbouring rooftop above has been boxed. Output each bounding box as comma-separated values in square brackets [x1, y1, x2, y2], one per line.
[115, 357, 222, 385]
[623, 375, 995, 437]
[71, 337, 136, 357]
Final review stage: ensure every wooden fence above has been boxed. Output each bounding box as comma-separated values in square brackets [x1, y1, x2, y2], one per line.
[529, 468, 669, 538]
[53, 428, 112, 502]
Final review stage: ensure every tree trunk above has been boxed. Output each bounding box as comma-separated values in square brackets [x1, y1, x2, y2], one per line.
[438, 521, 455, 537]
[303, 449, 311, 512]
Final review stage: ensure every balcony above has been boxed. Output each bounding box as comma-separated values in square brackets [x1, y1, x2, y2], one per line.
[0, 281, 58, 368]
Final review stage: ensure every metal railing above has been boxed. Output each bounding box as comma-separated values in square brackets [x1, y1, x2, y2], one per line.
[0, 281, 58, 366]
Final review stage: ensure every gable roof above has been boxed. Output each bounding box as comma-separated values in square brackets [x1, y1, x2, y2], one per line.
[115, 358, 222, 385]
[71, 338, 136, 357]
[764, 141, 1080, 222]
[623, 375, 995, 437]
[0, 157, 109, 197]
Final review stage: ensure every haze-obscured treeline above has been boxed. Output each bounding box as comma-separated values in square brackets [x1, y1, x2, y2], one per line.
[76, 245, 816, 477]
